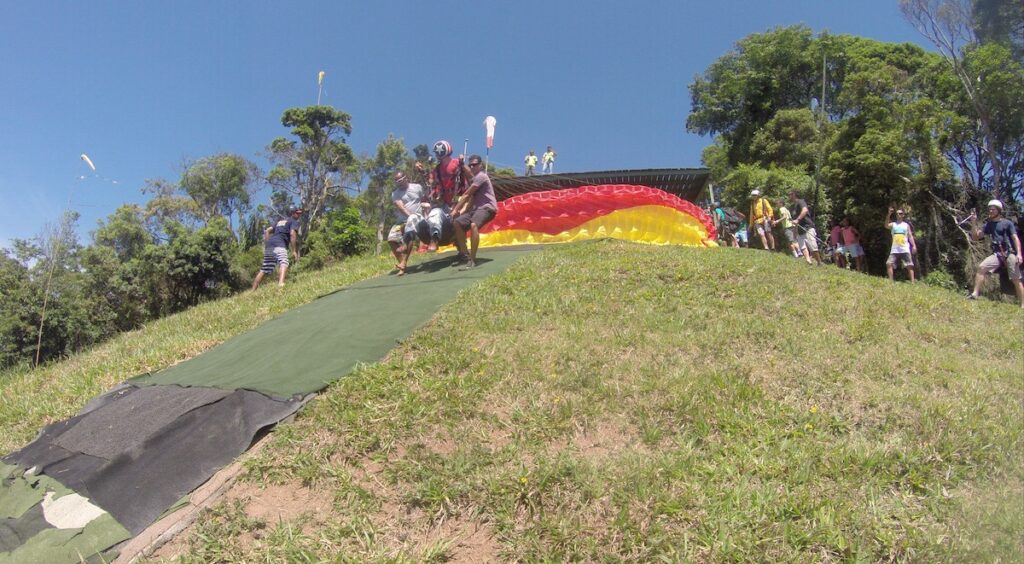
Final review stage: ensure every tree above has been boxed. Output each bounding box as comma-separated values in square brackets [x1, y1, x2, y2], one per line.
[266, 106, 358, 244]
[93, 204, 151, 262]
[359, 135, 410, 254]
[687, 26, 821, 164]
[972, 0, 1023, 62]
[302, 207, 372, 269]
[0, 250, 38, 367]
[142, 178, 201, 241]
[900, 0, 1012, 198]
[140, 217, 240, 315]
[179, 154, 257, 232]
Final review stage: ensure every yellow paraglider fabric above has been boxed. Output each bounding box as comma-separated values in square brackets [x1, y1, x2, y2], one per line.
[477, 206, 714, 248]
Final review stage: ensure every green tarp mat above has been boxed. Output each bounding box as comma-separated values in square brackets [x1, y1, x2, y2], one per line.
[1, 463, 131, 564]
[131, 249, 535, 397]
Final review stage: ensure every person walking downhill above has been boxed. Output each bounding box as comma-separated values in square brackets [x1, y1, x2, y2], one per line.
[748, 189, 775, 250]
[252, 207, 301, 290]
[452, 155, 498, 270]
[421, 139, 469, 253]
[967, 199, 1024, 307]
[885, 207, 916, 283]
[386, 171, 425, 276]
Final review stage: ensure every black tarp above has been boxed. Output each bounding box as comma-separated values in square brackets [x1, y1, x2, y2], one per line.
[4, 385, 309, 534]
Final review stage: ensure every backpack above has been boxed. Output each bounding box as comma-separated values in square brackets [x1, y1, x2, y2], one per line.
[722, 207, 744, 230]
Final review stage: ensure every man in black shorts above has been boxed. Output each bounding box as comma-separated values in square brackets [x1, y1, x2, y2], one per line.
[452, 155, 497, 270]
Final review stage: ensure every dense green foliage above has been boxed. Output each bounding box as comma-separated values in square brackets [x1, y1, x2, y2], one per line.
[689, 16, 1024, 280]
[0, 105, 378, 369]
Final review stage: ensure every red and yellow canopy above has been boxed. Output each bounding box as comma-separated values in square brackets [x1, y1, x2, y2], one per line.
[476, 185, 717, 248]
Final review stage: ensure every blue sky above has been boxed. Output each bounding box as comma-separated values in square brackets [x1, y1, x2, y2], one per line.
[0, 1, 930, 248]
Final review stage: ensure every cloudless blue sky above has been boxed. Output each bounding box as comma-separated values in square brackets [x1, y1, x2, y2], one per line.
[0, 1, 930, 248]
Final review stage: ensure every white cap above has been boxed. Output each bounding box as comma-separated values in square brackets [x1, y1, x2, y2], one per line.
[988, 199, 1003, 210]
[750, 189, 760, 196]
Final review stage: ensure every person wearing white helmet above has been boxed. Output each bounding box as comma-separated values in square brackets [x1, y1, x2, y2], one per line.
[748, 189, 775, 250]
[418, 139, 470, 253]
[967, 199, 1023, 307]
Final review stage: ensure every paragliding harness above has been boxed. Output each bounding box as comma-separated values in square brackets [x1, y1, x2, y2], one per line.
[721, 207, 744, 233]
[432, 156, 466, 208]
[415, 157, 465, 247]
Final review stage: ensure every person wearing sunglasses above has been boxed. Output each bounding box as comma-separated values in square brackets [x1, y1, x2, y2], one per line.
[451, 156, 497, 269]
[885, 207, 916, 283]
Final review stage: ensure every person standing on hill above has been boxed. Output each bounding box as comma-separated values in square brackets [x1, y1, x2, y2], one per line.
[542, 146, 557, 174]
[748, 189, 775, 250]
[524, 150, 538, 176]
[789, 191, 820, 265]
[712, 201, 726, 243]
[829, 219, 846, 268]
[452, 155, 497, 270]
[735, 219, 749, 248]
[775, 198, 799, 258]
[252, 207, 301, 290]
[885, 207, 916, 283]
[840, 217, 865, 272]
[967, 199, 1024, 307]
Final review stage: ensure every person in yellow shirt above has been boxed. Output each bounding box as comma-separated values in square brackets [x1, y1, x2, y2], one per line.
[524, 150, 538, 176]
[542, 146, 557, 174]
[775, 198, 799, 257]
[748, 189, 775, 250]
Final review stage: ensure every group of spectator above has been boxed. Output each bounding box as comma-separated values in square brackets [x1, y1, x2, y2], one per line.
[251, 176, 1022, 309]
[713, 190, 826, 266]
[523, 147, 557, 176]
[711, 190, 1023, 307]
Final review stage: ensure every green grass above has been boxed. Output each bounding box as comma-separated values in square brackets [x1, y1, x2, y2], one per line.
[3, 241, 1022, 561]
[0, 252, 396, 454]
[171, 241, 1023, 562]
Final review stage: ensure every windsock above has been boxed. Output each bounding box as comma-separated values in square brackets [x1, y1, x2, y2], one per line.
[484, 116, 496, 150]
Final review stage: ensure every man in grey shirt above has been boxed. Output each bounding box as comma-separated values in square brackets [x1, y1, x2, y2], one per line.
[387, 170, 425, 275]
[452, 155, 497, 270]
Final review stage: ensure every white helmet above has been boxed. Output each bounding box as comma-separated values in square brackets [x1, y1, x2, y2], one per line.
[988, 199, 1003, 210]
[432, 140, 453, 158]
[750, 189, 761, 197]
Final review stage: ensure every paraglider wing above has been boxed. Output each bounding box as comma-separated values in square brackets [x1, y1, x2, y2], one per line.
[80, 154, 97, 172]
[478, 185, 717, 248]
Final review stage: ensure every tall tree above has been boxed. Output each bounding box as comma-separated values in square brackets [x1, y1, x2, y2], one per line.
[359, 135, 410, 254]
[266, 106, 357, 244]
[141, 178, 201, 241]
[899, 0, 1012, 198]
[179, 154, 257, 232]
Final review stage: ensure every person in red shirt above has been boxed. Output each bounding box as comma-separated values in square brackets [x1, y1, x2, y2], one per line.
[840, 217, 865, 272]
[420, 139, 469, 252]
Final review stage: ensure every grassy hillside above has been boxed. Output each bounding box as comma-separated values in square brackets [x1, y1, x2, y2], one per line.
[144, 241, 1021, 562]
[2, 242, 1020, 561]
[0, 253, 396, 454]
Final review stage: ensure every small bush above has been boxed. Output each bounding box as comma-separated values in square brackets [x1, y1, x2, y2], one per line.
[922, 269, 959, 292]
